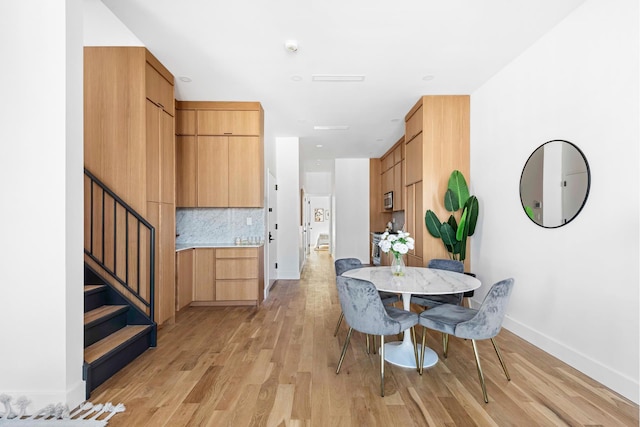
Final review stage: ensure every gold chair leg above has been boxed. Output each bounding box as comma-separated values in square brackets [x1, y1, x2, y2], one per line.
[411, 327, 419, 372]
[419, 327, 427, 375]
[372, 335, 377, 355]
[333, 312, 344, 336]
[471, 339, 489, 403]
[380, 335, 385, 397]
[491, 337, 511, 381]
[336, 327, 353, 374]
[366, 334, 370, 354]
[442, 333, 449, 358]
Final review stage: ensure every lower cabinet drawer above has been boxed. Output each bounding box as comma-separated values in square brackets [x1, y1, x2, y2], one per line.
[216, 279, 258, 301]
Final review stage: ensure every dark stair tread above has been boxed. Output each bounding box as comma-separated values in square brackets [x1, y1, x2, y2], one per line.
[84, 325, 151, 364]
[84, 305, 128, 325]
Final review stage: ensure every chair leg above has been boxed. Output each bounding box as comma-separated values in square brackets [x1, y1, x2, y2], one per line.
[366, 334, 370, 354]
[380, 335, 385, 397]
[411, 327, 419, 372]
[471, 339, 489, 403]
[419, 327, 427, 375]
[442, 333, 449, 358]
[333, 312, 344, 336]
[336, 327, 353, 374]
[491, 337, 511, 381]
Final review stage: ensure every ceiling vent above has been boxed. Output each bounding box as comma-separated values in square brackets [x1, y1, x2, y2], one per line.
[313, 125, 350, 130]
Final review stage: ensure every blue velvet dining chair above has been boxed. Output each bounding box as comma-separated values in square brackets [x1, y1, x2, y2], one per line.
[410, 259, 465, 308]
[417, 278, 515, 403]
[333, 258, 400, 337]
[335, 276, 419, 396]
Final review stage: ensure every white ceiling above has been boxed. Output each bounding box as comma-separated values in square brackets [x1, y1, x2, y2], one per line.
[100, 0, 585, 173]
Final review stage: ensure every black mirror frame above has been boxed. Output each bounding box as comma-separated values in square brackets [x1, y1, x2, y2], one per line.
[519, 139, 591, 229]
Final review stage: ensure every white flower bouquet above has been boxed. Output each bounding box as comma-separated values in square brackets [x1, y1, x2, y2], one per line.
[378, 230, 414, 275]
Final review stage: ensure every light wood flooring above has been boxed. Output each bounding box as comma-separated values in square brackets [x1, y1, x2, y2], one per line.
[90, 250, 639, 426]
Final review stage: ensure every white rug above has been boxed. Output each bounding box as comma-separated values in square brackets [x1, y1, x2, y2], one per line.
[0, 396, 125, 426]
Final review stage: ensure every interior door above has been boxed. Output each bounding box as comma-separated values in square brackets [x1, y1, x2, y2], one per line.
[267, 171, 278, 294]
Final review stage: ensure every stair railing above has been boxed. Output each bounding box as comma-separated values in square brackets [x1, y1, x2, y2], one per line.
[84, 168, 155, 323]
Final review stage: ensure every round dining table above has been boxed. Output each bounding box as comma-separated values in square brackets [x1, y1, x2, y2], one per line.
[342, 266, 481, 369]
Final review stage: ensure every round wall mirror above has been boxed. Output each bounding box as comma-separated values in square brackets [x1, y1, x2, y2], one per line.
[520, 140, 590, 228]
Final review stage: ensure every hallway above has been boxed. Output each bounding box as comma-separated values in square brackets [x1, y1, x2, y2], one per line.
[91, 250, 639, 426]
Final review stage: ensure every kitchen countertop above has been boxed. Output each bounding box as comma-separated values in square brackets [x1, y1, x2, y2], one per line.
[176, 242, 264, 252]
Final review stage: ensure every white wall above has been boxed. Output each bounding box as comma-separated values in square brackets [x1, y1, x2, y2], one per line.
[304, 172, 332, 195]
[334, 159, 371, 262]
[0, 0, 85, 411]
[470, 0, 638, 403]
[275, 137, 301, 279]
[83, 0, 142, 45]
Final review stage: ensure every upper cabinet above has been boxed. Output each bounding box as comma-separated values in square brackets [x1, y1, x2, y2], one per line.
[176, 101, 264, 208]
[379, 137, 405, 212]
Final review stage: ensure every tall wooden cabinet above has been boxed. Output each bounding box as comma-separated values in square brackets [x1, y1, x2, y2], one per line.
[403, 95, 470, 269]
[84, 46, 176, 325]
[175, 101, 264, 208]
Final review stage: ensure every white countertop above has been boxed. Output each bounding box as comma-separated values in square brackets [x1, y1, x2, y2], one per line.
[176, 242, 264, 251]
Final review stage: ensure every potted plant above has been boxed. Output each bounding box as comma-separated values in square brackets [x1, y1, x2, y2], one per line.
[424, 170, 479, 263]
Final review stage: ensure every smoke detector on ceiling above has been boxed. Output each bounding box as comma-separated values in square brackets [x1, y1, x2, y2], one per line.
[284, 40, 298, 52]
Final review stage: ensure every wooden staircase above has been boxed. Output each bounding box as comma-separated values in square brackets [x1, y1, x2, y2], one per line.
[83, 265, 156, 398]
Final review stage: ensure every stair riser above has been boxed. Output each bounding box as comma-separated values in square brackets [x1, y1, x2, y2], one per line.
[84, 330, 153, 398]
[84, 289, 108, 312]
[85, 312, 128, 347]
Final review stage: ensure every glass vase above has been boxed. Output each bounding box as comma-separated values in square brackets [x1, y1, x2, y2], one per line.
[391, 253, 406, 276]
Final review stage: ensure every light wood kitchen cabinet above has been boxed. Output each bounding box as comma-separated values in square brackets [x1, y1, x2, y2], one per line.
[215, 247, 264, 305]
[146, 100, 175, 204]
[381, 153, 394, 172]
[175, 101, 264, 208]
[176, 249, 194, 311]
[197, 136, 229, 206]
[382, 168, 394, 196]
[405, 133, 422, 185]
[393, 162, 404, 211]
[176, 136, 197, 207]
[197, 110, 261, 136]
[145, 61, 174, 116]
[193, 248, 216, 301]
[146, 201, 176, 325]
[176, 109, 196, 135]
[403, 95, 469, 269]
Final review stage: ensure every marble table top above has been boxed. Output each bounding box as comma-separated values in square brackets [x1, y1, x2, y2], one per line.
[342, 266, 480, 295]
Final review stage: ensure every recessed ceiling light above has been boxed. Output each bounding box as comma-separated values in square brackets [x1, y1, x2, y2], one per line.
[285, 40, 298, 52]
[312, 74, 365, 82]
[390, 118, 400, 122]
[422, 75, 435, 81]
[291, 75, 303, 81]
[376, 138, 383, 142]
[179, 76, 192, 82]
[313, 125, 350, 130]
[316, 144, 323, 148]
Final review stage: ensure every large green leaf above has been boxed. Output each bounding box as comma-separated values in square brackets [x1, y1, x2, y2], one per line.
[464, 196, 479, 236]
[458, 232, 467, 261]
[446, 214, 458, 231]
[456, 208, 468, 242]
[443, 189, 459, 212]
[447, 170, 470, 208]
[439, 223, 457, 248]
[424, 210, 442, 238]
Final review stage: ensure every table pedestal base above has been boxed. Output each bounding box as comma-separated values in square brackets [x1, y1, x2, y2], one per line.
[383, 340, 438, 369]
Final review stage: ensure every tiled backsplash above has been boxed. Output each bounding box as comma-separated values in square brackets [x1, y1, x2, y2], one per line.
[176, 208, 265, 244]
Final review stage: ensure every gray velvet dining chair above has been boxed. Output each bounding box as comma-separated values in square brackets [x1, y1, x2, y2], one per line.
[418, 278, 515, 403]
[335, 276, 419, 397]
[333, 258, 400, 337]
[410, 259, 465, 308]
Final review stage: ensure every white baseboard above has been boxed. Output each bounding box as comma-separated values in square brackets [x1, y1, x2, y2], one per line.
[276, 269, 301, 280]
[501, 314, 639, 404]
